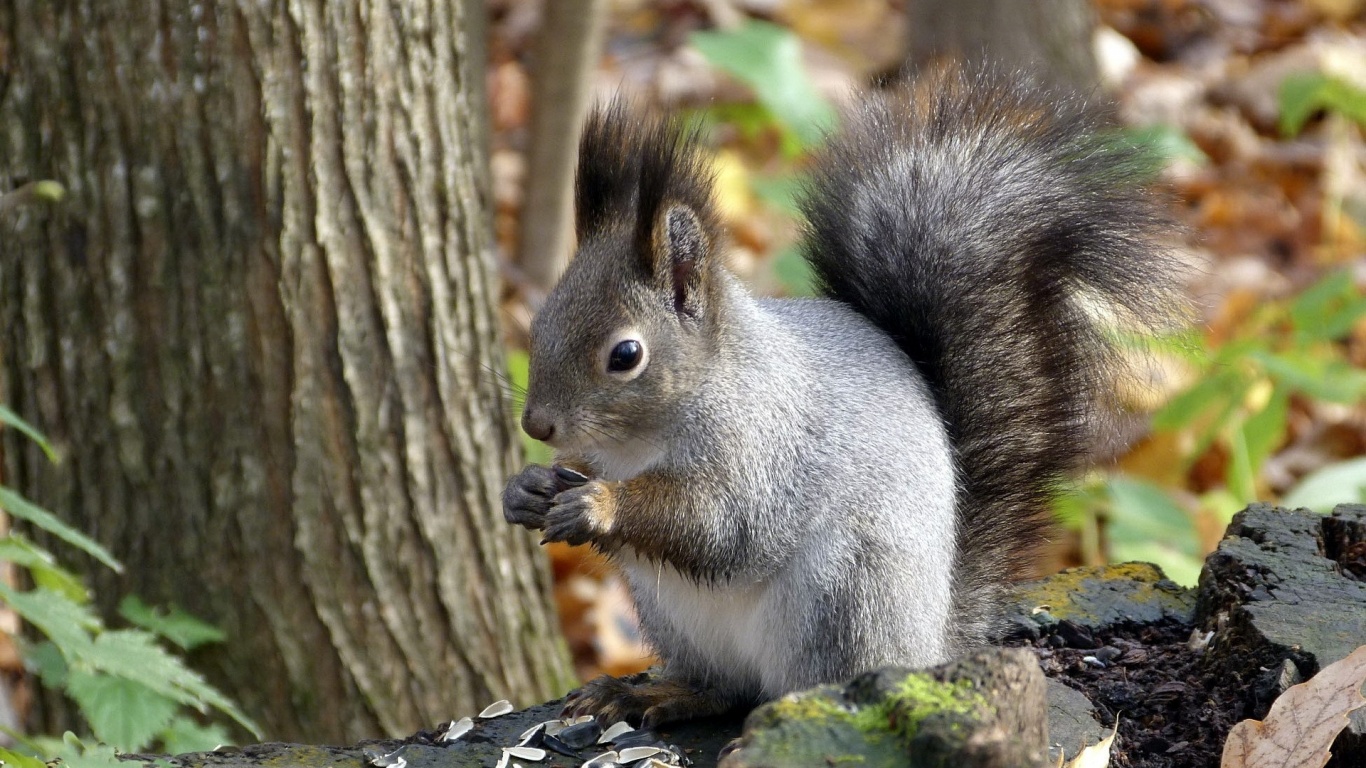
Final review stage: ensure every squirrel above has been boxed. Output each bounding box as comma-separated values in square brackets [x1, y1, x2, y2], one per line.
[502, 65, 1182, 729]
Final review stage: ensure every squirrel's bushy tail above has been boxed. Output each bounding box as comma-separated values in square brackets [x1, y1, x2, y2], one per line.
[800, 66, 1183, 649]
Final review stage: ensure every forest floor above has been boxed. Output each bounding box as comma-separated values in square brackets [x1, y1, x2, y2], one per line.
[1028, 621, 1244, 768]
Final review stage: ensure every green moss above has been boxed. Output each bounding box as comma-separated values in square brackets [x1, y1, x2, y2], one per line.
[739, 672, 991, 768]
[884, 673, 986, 739]
[1027, 564, 1156, 609]
[1019, 562, 1195, 628]
[741, 687, 900, 765]
[763, 687, 860, 724]
[760, 672, 988, 740]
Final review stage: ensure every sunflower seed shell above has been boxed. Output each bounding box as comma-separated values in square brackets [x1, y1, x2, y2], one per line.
[598, 721, 634, 743]
[580, 751, 620, 768]
[479, 699, 515, 718]
[440, 716, 474, 743]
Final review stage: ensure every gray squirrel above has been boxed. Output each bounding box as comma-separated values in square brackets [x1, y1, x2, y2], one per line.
[502, 65, 1182, 728]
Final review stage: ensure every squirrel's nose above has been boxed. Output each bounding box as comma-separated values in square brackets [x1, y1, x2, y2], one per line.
[521, 408, 555, 443]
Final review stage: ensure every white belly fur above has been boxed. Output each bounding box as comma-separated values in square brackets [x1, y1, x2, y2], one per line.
[618, 553, 777, 693]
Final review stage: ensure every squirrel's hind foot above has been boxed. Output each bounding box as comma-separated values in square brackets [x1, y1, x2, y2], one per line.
[562, 672, 735, 729]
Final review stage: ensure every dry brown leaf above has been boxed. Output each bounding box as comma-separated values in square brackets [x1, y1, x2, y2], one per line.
[1305, 0, 1366, 22]
[1221, 645, 1366, 768]
[1064, 718, 1118, 768]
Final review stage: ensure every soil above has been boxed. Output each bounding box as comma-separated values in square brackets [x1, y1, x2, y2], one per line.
[1018, 620, 1258, 768]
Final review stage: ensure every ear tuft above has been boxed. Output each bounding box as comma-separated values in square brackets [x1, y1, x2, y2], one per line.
[659, 205, 709, 317]
[573, 100, 722, 318]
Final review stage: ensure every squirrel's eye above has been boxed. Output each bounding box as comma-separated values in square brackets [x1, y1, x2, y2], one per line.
[608, 340, 643, 372]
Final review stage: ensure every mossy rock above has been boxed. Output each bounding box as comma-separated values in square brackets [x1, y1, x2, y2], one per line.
[1006, 562, 1196, 642]
[722, 648, 1048, 768]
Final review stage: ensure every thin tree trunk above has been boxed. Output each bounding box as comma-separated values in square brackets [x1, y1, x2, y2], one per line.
[0, 0, 572, 745]
[906, 0, 1099, 92]
[517, 0, 608, 297]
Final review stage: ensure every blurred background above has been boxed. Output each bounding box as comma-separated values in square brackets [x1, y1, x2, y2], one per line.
[0, 0, 1363, 758]
[486, 0, 1366, 686]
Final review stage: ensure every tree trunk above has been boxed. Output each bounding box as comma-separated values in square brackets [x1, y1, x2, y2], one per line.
[905, 0, 1099, 92]
[517, 0, 608, 298]
[0, 0, 572, 745]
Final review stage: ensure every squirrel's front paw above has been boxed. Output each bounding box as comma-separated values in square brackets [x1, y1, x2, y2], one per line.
[563, 673, 734, 729]
[501, 465, 560, 530]
[542, 481, 616, 546]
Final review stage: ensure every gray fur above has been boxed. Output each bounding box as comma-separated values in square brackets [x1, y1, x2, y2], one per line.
[616, 280, 957, 701]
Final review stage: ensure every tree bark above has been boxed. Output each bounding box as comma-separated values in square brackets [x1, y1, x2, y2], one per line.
[0, 0, 572, 745]
[517, 0, 608, 297]
[905, 0, 1099, 93]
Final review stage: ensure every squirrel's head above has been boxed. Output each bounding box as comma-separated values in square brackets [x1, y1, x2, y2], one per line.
[521, 102, 726, 476]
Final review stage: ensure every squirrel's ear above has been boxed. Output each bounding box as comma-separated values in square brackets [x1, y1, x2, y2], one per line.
[651, 203, 711, 318]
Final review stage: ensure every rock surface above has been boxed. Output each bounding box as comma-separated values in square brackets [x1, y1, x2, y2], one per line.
[1197, 503, 1366, 749]
[1013, 504, 1366, 768]
[130, 701, 742, 768]
[722, 648, 1049, 768]
[125, 505, 1366, 768]
[1006, 561, 1196, 641]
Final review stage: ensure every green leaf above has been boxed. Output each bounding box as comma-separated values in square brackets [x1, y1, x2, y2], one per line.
[159, 717, 232, 754]
[21, 735, 69, 760]
[506, 350, 553, 466]
[67, 671, 179, 752]
[0, 405, 58, 462]
[0, 747, 49, 768]
[1255, 351, 1366, 403]
[1200, 488, 1245, 525]
[0, 582, 99, 658]
[1288, 269, 1366, 343]
[52, 734, 123, 768]
[1053, 483, 1106, 565]
[1226, 423, 1256, 504]
[0, 533, 92, 604]
[32, 181, 65, 204]
[694, 103, 780, 144]
[1107, 477, 1200, 542]
[1282, 456, 1366, 512]
[749, 174, 806, 217]
[78, 630, 261, 738]
[1119, 124, 1209, 168]
[1052, 489, 1088, 530]
[1241, 386, 1290, 475]
[506, 348, 529, 393]
[1280, 72, 1331, 136]
[1107, 540, 1204, 586]
[29, 563, 90, 606]
[772, 245, 816, 297]
[0, 533, 58, 571]
[0, 487, 122, 572]
[119, 596, 225, 651]
[1143, 328, 1211, 365]
[24, 640, 69, 688]
[690, 21, 836, 148]
[1318, 295, 1366, 340]
[1106, 476, 1203, 586]
[1152, 369, 1245, 431]
[1279, 72, 1366, 136]
[1291, 269, 1351, 326]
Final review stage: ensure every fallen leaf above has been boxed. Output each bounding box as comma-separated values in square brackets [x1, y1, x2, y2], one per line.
[1221, 644, 1366, 768]
[1065, 718, 1118, 768]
